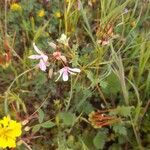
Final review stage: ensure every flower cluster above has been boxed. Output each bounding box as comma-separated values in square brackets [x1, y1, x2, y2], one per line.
[0, 116, 22, 148]
[38, 9, 46, 17]
[29, 34, 81, 81]
[96, 24, 115, 46]
[54, 11, 61, 18]
[10, 3, 22, 11]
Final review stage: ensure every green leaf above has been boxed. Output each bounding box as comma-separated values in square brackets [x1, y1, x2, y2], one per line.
[109, 144, 122, 150]
[93, 130, 108, 149]
[33, 20, 50, 41]
[86, 71, 100, 88]
[113, 106, 134, 117]
[103, 73, 121, 95]
[35, 72, 47, 85]
[59, 112, 76, 126]
[102, 0, 131, 23]
[41, 120, 56, 128]
[80, 101, 94, 115]
[70, 44, 79, 66]
[113, 124, 127, 136]
[21, 20, 30, 31]
[99, 81, 108, 89]
[32, 124, 41, 133]
[38, 108, 45, 123]
[76, 88, 92, 111]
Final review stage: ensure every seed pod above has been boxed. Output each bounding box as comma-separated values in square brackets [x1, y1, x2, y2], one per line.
[48, 68, 53, 79]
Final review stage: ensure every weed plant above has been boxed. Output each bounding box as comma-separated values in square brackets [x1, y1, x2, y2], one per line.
[0, 0, 150, 149]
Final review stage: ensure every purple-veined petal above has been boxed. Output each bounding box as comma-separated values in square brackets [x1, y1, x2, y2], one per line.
[33, 43, 43, 55]
[62, 71, 69, 81]
[68, 67, 81, 73]
[28, 55, 42, 59]
[39, 59, 47, 71]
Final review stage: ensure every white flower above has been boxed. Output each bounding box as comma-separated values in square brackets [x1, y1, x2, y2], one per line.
[28, 43, 48, 71]
[56, 66, 81, 81]
[57, 34, 69, 46]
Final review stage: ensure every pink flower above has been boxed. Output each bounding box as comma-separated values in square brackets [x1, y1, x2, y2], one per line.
[56, 66, 81, 81]
[48, 42, 67, 63]
[53, 51, 61, 59]
[28, 43, 48, 71]
[53, 51, 67, 63]
[48, 42, 61, 59]
[77, 0, 81, 10]
[97, 39, 110, 46]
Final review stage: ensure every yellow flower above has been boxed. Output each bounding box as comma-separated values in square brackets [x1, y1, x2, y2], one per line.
[38, 9, 45, 17]
[10, 3, 22, 11]
[54, 11, 61, 18]
[0, 116, 22, 148]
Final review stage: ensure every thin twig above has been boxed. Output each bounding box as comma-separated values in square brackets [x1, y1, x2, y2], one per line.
[21, 140, 32, 150]
[140, 99, 150, 120]
[4, 66, 36, 114]
[4, 0, 7, 37]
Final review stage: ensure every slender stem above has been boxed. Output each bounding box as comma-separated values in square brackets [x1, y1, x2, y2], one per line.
[65, 73, 79, 111]
[28, 93, 51, 119]
[21, 140, 32, 150]
[96, 84, 109, 107]
[65, 77, 73, 111]
[4, 0, 7, 37]
[130, 116, 143, 150]
[4, 66, 36, 114]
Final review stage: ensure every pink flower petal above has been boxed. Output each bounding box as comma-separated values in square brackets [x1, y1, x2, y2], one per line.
[78, 0, 81, 10]
[102, 40, 110, 46]
[33, 43, 43, 55]
[68, 70, 76, 75]
[39, 59, 47, 71]
[68, 67, 81, 73]
[56, 66, 80, 82]
[62, 71, 69, 81]
[41, 54, 48, 62]
[53, 51, 61, 59]
[55, 69, 64, 82]
[28, 55, 42, 59]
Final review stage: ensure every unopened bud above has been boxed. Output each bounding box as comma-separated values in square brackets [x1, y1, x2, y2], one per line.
[24, 126, 31, 131]
[22, 119, 29, 126]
